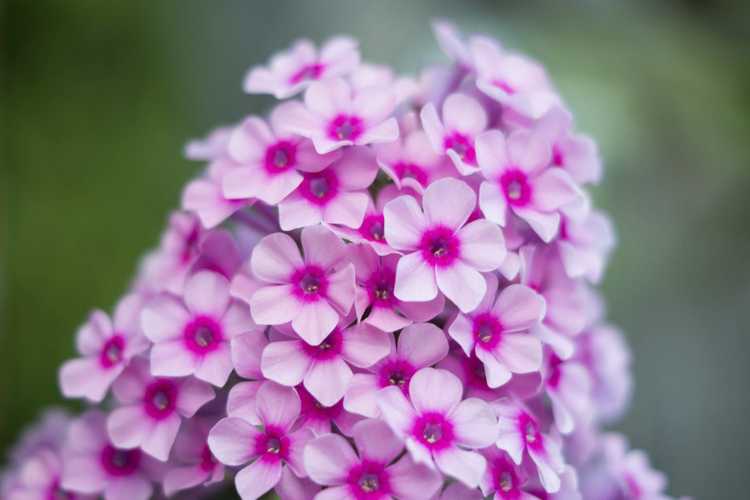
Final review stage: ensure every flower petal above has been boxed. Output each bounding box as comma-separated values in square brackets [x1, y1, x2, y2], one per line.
[256, 381, 301, 431]
[423, 178, 475, 231]
[457, 219, 506, 272]
[383, 195, 427, 251]
[409, 367, 463, 415]
[304, 358, 352, 406]
[394, 252, 438, 303]
[435, 262, 486, 313]
[397, 322, 450, 368]
[303, 433, 358, 486]
[251, 232, 303, 283]
[208, 417, 259, 466]
[450, 398, 497, 448]
[261, 340, 310, 386]
[235, 459, 283, 500]
[434, 447, 487, 489]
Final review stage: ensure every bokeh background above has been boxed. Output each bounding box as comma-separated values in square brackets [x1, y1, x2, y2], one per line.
[2, 1, 749, 498]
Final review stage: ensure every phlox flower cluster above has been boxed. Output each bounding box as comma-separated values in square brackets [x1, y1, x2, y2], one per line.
[2, 21, 683, 500]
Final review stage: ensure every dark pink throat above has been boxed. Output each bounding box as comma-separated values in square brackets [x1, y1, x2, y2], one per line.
[393, 162, 428, 186]
[255, 426, 291, 463]
[289, 63, 325, 84]
[299, 170, 339, 206]
[443, 132, 476, 165]
[377, 358, 415, 393]
[472, 312, 504, 350]
[366, 267, 398, 307]
[143, 379, 178, 420]
[500, 169, 532, 207]
[99, 335, 126, 368]
[346, 459, 392, 499]
[412, 412, 455, 451]
[183, 315, 224, 355]
[264, 140, 297, 173]
[327, 114, 364, 141]
[359, 214, 385, 242]
[291, 265, 329, 302]
[100, 445, 141, 477]
[419, 225, 460, 267]
[302, 328, 344, 360]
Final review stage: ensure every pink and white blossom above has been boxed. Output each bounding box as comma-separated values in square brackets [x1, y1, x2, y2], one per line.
[162, 418, 224, 496]
[376, 128, 455, 192]
[384, 177, 506, 312]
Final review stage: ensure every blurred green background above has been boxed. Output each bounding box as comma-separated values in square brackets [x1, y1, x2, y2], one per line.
[2, 1, 749, 498]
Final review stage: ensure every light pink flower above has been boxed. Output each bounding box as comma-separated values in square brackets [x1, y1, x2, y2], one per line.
[376, 128, 455, 193]
[107, 359, 215, 461]
[222, 110, 340, 206]
[275, 78, 398, 154]
[431, 20, 473, 68]
[162, 418, 224, 496]
[544, 354, 592, 435]
[248, 225, 355, 345]
[182, 160, 254, 229]
[556, 210, 615, 284]
[304, 418, 444, 500]
[207, 382, 313, 500]
[244, 36, 360, 99]
[536, 106, 601, 185]
[141, 270, 259, 387]
[344, 322, 449, 418]
[377, 367, 497, 488]
[60, 294, 149, 402]
[5, 449, 95, 500]
[184, 124, 233, 162]
[421, 93, 488, 175]
[231, 328, 269, 381]
[277, 146, 379, 230]
[61, 410, 163, 500]
[328, 185, 401, 256]
[479, 447, 540, 500]
[384, 178, 506, 313]
[276, 467, 322, 500]
[447, 273, 546, 388]
[351, 245, 444, 332]
[494, 402, 565, 493]
[476, 129, 582, 243]
[261, 322, 390, 406]
[471, 38, 560, 120]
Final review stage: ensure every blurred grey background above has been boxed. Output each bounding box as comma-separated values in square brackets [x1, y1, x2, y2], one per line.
[2, 1, 749, 498]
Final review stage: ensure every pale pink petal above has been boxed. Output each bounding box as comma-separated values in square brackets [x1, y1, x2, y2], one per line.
[450, 398, 497, 448]
[325, 264, 356, 314]
[260, 340, 311, 386]
[409, 367, 462, 414]
[301, 224, 348, 269]
[435, 262, 486, 313]
[255, 381, 301, 431]
[250, 233, 303, 283]
[231, 331, 268, 379]
[75, 310, 111, 355]
[376, 386, 416, 437]
[423, 178, 475, 230]
[496, 334, 543, 374]
[351, 418, 403, 464]
[207, 417, 259, 466]
[388, 454, 444, 500]
[396, 293, 445, 322]
[457, 219, 506, 272]
[341, 323, 390, 368]
[235, 458, 282, 500]
[531, 169, 580, 211]
[394, 252, 438, 303]
[59, 358, 121, 402]
[478, 182, 507, 226]
[383, 195, 427, 251]
[107, 406, 151, 450]
[420, 102, 445, 153]
[163, 465, 211, 496]
[182, 178, 240, 229]
[250, 284, 303, 325]
[343, 373, 379, 418]
[305, 78, 351, 117]
[105, 476, 153, 500]
[493, 284, 546, 332]
[286, 427, 314, 476]
[292, 300, 340, 346]
[397, 322, 449, 368]
[150, 339, 197, 378]
[256, 170, 304, 205]
[221, 167, 261, 200]
[61, 456, 106, 493]
[507, 129, 551, 174]
[140, 295, 190, 343]
[513, 207, 560, 243]
[365, 306, 412, 332]
[227, 381, 262, 424]
[528, 447, 561, 493]
[276, 467, 321, 500]
[194, 344, 234, 386]
[324, 191, 369, 228]
[177, 377, 215, 416]
[183, 271, 231, 317]
[357, 118, 399, 145]
[475, 348, 512, 388]
[352, 86, 396, 122]
[304, 433, 358, 485]
[320, 36, 361, 72]
[304, 358, 352, 406]
[279, 194, 325, 230]
[443, 93, 487, 134]
[141, 414, 181, 460]
[228, 116, 272, 161]
[434, 447, 487, 488]
[475, 130, 509, 179]
[447, 313, 475, 356]
[222, 301, 258, 338]
[274, 101, 323, 139]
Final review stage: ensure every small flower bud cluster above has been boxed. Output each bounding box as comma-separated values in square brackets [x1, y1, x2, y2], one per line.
[1, 21, 681, 500]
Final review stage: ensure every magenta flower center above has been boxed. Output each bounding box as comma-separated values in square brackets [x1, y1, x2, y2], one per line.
[413, 412, 455, 450]
[46, 479, 76, 500]
[255, 426, 290, 463]
[546, 353, 563, 389]
[263, 140, 297, 173]
[420, 225, 460, 267]
[359, 214, 385, 242]
[199, 444, 217, 472]
[299, 170, 339, 205]
[492, 79, 516, 95]
[377, 358, 415, 393]
[302, 328, 343, 360]
[291, 265, 329, 302]
[183, 315, 224, 354]
[366, 267, 397, 307]
[327, 114, 364, 141]
[393, 162, 428, 186]
[298, 385, 343, 422]
[99, 335, 125, 368]
[472, 312, 504, 350]
[289, 62, 325, 84]
[552, 144, 564, 166]
[443, 132, 476, 165]
[500, 169, 532, 206]
[100, 445, 141, 477]
[143, 379, 178, 420]
[346, 460, 391, 499]
[518, 412, 543, 451]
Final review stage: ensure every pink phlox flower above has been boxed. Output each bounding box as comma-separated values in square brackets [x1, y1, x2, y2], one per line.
[536, 106, 602, 185]
[376, 127, 456, 193]
[222, 109, 341, 206]
[447, 273, 546, 389]
[183, 124, 234, 162]
[421, 92, 488, 175]
[295, 384, 362, 436]
[303, 418, 444, 500]
[349, 62, 420, 105]
[182, 160, 254, 229]
[60, 294, 150, 402]
[207, 382, 314, 500]
[525, 465, 582, 500]
[162, 417, 225, 496]
[276, 467, 322, 500]
[479, 447, 541, 500]
[141, 270, 259, 387]
[384, 177, 506, 313]
[344, 322, 449, 418]
[260, 321, 390, 407]
[106, 358, 215, 461]
[7, 409, 71, 465]
[377, 367, 497, 488]
[470, 37, 561, 121]
[61, 410, 164, 500]
[543, 353, 592, 435]
[476, 127, 583, 243]
[248, 224, 356, 345]
[350, 245, 444, 332]
[276, 146, 379, 231]
[5, 448, 95, 500]
[556, 210, 615, 284]
[244, 36, 361, 99]
[494, 401, 566, 494]
[431, 19, 474, 68]
[275, 77, 399, 154]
